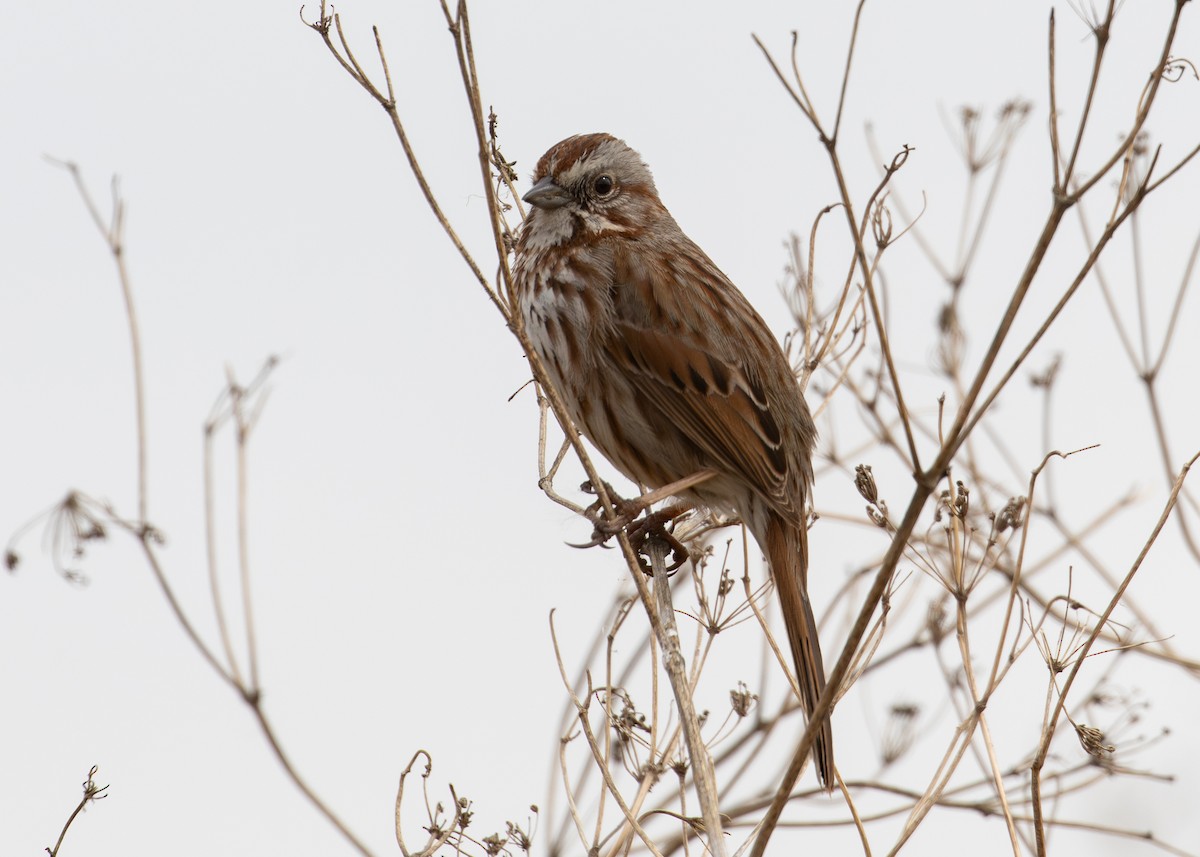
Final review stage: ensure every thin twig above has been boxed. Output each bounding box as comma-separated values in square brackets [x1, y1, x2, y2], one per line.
[46, 766, 109, 857]
[1031, 450, 1200, 855]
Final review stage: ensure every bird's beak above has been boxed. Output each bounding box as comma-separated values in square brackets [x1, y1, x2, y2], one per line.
[522, 176, 571, 210]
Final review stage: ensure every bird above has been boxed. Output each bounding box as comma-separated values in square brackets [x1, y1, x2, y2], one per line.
[512, 132, 833, 788]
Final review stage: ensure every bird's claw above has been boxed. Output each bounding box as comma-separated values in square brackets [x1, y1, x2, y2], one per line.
[632, 525, 690, 574]
[574, 480, 643, 539]
[564, 530, 616, 550]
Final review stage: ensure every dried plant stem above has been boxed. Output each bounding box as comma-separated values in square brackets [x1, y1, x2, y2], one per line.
[751, 1, 1190, 835]
[557, 738, 591, 849]
[252, 704, 374, 856]
[45, 159, 147, 522]
[959, 173, 1163, 445]
[48, 161, 239, 691]
[305, 3, 506, 318]
[440, 0, 515, 305]
[52, 161, 373, 856]
[648, 537, 728, 857]
[394, 751, 461, 857]
[46, 766, 108, 857]
[204, 414, 244, 688]
[1065, 2, 1188, 201]
[232, 372, 261, 691]
[1031, 450, 1200, 855]
[953, 606, 1020, 856]
[550, 612, 665, 857]
[754, 32, 921, 471]
[986, 450, 1073, 689]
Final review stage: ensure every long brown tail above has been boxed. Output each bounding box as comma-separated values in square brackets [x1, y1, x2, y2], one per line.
[765, 513, 835, 790]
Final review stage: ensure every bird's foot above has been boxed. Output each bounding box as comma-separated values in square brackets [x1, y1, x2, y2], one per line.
[568, 481, 690, 573]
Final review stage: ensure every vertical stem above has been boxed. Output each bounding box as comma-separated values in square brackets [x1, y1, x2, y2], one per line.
[114, 242, 149, 525]
[204, 421, 245, 687]
[236, 412, 260, 691]
[648, 538, 727, 857]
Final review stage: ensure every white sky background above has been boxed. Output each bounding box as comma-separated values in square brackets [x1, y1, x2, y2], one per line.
[3, 1, 1200, 855]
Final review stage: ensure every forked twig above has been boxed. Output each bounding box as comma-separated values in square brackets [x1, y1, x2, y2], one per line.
[46, 766, 109, 857]
[49, 161, 374, 856]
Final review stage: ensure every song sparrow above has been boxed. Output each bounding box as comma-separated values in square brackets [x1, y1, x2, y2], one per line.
[513, 133, 833, 788]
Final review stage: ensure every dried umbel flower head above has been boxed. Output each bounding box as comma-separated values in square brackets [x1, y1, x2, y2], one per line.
[926, 599, 950, 644]
[854, 464, 878, 504]
[866, 505, 889, 529]
[856, 464, 890, 527]
[934, 480, 971, 523]
[1029, 354, 1062, 388]
[1075, 722, 1115, 760]
[5, 490, 112, 584]
[504, 816, 535, 854]
[882, 702, 921, 765]
[730, 681, 758, 718]
[613, 691, 650, 738]
[995, 496, 1027, 533]
[952, 481, 970, 519]
[952, 99, 1032, 173]
[871, 196, 894, 248]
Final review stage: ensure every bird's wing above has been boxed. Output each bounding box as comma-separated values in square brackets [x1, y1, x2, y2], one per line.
[605, 238, 803, 512]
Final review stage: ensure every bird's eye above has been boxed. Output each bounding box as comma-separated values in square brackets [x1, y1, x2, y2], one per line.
[593, 175, 615, 196]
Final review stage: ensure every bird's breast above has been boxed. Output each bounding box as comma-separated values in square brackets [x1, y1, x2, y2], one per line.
[515, 246, 615, 394]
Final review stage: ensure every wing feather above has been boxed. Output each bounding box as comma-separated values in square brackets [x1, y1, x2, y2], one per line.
[604, 238, 806, 515]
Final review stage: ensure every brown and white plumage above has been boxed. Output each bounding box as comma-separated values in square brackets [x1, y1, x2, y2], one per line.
[513, 133, 834, 788]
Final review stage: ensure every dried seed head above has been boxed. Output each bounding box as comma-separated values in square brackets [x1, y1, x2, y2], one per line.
[995, 496, 1027, 533]
[938, 301, 960, 333]
[926, 600, 949, 643]
[1075, 722, 1115, 760]
[871, 197, 894, 248]
[854, 464, 878, 503]
[999, 99, 1032, 120]
[1030, 354, 1062, 388]
[615, 693, 650, 736]
[881, 702, 920, 764]
[953, 481, 970, 519]
[506, 820, 532, 852]
[729, 681, 757, 718]
[718, 566, 736, 596]
[457, 797, 474, 829]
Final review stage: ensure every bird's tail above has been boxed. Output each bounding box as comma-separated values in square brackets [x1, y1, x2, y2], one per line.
[765, 513, 835, 790]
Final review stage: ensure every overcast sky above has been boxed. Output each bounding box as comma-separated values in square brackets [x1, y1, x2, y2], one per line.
[4, 1, 1200, 855]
